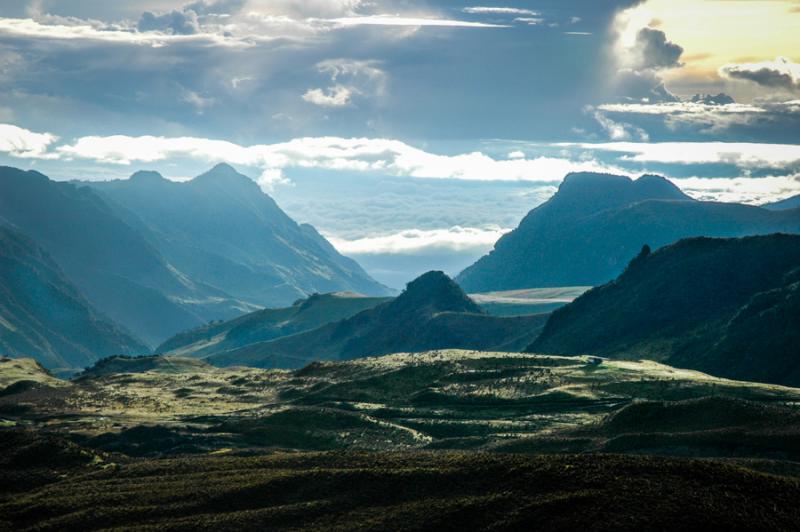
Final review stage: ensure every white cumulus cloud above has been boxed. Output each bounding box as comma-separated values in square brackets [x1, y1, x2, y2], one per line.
[0, 123, 58, 159]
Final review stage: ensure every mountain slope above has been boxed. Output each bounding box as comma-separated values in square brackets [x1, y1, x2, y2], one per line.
[0, 227, 147, 371]
[88, 164, 390, 307]
[157, 292, 392, 358]
[457, 172, 800, 292]
[0, 166, 246, 347]
[528, 234, 800, 386]
[764, 194, 800, 211]
[208, 271, 547, 368]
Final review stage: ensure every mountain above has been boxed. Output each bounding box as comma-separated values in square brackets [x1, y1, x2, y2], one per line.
[0, 166, 246, 347]
[207, 271, 548, 368]
[87, 163, 390, 308]
[157, 292, 392, 358]
[528, 234, 800, 386]
[457, 172, 800, 292]
[764, 194, 800, 211]
[0, 226, 147, 372]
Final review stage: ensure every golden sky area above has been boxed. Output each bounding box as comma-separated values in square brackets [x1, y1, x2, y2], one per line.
[620, 0, 800, 96]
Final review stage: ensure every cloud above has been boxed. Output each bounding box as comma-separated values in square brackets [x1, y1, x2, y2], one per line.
[592, 110, 649, 141]
[674, 174, 800, 205]
[595, 98, 800, 137]
[631, 27, 683, 70]
[0, 17, 247, 47]
[0, 123, 58, 158]
[303, 59, 386, 107]
[137, 10, 200, 35]
[181, 89, 215, 112]
[463, 7, 539, 16]
[302, 86, 353, 107]
[564, 141, 800, 168]
[328, 15, 508, 28]
[51, 131, 624, 183]
[720, 57, 800, 92]
[326, 226, 509, 254]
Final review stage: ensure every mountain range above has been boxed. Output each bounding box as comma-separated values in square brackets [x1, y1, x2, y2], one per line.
[529, 234, 800, 386]
[457, 172, 800, 292]
[206, 271, 548, 368]
[0, 226, 146, 372]
[87, 164, 389, 308]
[0, 165, 388, 351]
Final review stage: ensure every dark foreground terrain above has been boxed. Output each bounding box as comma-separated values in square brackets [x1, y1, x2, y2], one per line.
[2, 431, 800, 531]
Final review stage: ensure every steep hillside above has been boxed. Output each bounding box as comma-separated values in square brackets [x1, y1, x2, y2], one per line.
[157, 292, 391, 358]
[457, 172, 800, 292]
[208, 272, 547, 368]
[0, 166, 246, 346]
[0, 227, 147, 371]
[529, 234, 800, 386]
[88, 164, 390, 307]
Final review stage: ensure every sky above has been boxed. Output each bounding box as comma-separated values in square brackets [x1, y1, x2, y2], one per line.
[0, 0, 798, 288]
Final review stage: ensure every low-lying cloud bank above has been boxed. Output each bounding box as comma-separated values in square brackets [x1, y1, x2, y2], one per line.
[326, 226, 509, 255]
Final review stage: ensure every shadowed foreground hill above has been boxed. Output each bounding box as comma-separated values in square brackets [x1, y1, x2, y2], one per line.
[3, 444, 800, 531]
[207, 272, 547, 368]
[457, 172, 800, 292]
[157, 292, 391, 358]
[0, 227, 147, 372]
[529, 234, 800, 386]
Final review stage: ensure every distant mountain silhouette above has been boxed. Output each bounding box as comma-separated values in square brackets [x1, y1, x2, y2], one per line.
[457, 172, 800, 292]
[764, 194, 800, 211]
[0, 166, 240, 347]
[208, 271, 547, 368]
[157, 292, 392, 358]
[528, 234, 800, 386]
[88, 163, 390, 308]
[0, 226, 147, 372]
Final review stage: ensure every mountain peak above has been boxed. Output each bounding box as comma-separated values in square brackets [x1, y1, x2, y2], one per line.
[554, 172, 689, 206]
[393, 271, 482, 315]
[129, 170, 166, 183]
[193, 163, 252, 186]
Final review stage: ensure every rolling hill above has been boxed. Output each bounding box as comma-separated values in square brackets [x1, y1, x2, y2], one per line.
[87, 163, 390, 307]
[528, 234, 800, 386]
[0, 227, 147, 372]
[457, 172, 800, 292]
[157, 292, 392, 358]
[207, 271, 548, 368]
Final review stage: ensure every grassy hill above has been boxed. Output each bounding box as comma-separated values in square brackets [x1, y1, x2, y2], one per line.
[529, 234, 800, 386]
[157, 292, 392, 358]
[4, 349, 800, 457]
